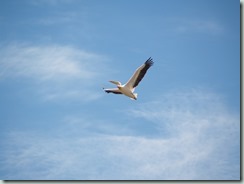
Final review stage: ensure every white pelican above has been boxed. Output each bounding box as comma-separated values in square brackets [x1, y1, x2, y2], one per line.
[103, 57, 154, 100]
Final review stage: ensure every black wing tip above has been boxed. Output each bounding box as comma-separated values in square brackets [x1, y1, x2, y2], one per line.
[104, 90, 110, 94]
[103, 88, 122, 94]
[145, 57, 154, 66]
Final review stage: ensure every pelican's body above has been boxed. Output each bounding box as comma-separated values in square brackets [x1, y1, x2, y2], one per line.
[118, 84, 138, 100]
[103, 57, 154, 100]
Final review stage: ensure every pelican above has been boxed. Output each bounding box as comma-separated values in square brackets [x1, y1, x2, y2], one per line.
[103, 57, 154, 100]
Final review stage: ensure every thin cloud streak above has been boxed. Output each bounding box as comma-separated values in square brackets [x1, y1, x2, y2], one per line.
[37, 12, 82, 26]
[175, 19, 224, 34]
[161, 17, 224, 35]
[29, 0, 76, 6]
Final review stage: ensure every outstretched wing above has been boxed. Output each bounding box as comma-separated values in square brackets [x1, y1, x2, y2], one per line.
[103, 88, 122, 94]
[125, 57, 153, 90]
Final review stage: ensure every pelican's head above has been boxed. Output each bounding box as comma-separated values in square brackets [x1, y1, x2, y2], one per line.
[109, 80, 122, 86]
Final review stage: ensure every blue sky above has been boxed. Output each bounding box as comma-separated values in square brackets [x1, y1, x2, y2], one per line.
[0, 0, 240, 180]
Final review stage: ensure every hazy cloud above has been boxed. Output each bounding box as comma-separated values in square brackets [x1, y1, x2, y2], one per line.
[0, 88, 239, 180]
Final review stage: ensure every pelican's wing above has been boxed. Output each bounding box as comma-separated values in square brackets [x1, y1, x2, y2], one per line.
[103, 88, 122, 94]
[125, 57, 153, 90]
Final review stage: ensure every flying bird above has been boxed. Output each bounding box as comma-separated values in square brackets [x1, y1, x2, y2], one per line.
[103, 57, 154, 100]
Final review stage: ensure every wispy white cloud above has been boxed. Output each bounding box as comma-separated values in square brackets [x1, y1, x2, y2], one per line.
[0, 43, 108, 101]
[0, 88, 239, 180]
[128, 88, 240, 179]
[0, 44, 101, 80]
